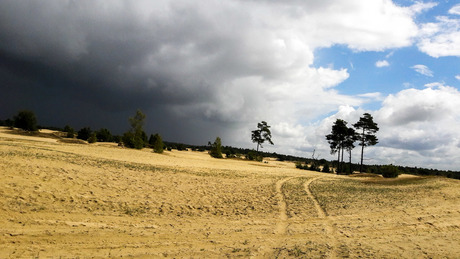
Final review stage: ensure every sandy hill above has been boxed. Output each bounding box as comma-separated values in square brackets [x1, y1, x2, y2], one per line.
[0, 127, 459, 258]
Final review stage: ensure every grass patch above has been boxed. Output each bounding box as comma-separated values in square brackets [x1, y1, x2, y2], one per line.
[282, 178, 316, 219]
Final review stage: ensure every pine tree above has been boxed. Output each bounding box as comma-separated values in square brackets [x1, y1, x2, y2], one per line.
[251, 121, 274, 152]
[326, 119, 348, 174]
[353, 113, 379, 173]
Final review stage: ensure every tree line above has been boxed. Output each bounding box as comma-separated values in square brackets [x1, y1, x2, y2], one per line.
[2, 110, 460, 180]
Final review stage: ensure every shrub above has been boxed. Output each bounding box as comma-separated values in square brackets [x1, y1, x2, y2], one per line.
[309, 163, 319, 171]
[246, 151, 263, 162]
[87, 133, 97, 143]
[322, 163, 331, 173]
[151, 133, 164, 154]
[96, 128, 113, 142]
[77, 127, 92, 141]
[381, 165, 400, 178]
[14, 110, 38, 131]
[63, 125, 75, 138]
[122, 131, 144, 149]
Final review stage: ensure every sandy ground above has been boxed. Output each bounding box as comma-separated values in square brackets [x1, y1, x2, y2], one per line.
[0, 127, 459, 258]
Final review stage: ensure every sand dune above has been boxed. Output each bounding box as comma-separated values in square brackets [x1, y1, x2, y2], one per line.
[0, 127, 459, 258]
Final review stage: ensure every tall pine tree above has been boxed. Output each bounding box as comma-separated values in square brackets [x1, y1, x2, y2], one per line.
[326, 119, 348, 174]
[353, 113, 379, 173]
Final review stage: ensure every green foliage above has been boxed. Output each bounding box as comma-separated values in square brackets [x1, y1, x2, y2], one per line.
[87, 132, 97, 143]
[209, 137, 223, 158]
[340, 163, 352, 175]
[0, 118, 14, 128]
[354, 113, 379, 173]
[63, 125, 75, 138]
[112, 135, 122, 143]
[151, 133, 164, 154]
[381, 165, 400, 178]
[14, 110, 38, 131]
[353, 113, 379, 147]
[96, 128, 112, 142]
[224, 148, 237, 158]
[246, 151, 263, 162]
[77, 127, 92, 141]
[309, 163, 320, 172]
[322, 163, 331, 173]
[122, 131, 144, 149]
[251, 121, 274, 152]
[123, 109, 146, 149]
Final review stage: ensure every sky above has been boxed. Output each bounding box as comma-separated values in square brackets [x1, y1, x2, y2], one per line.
[0, 0, 459, 170]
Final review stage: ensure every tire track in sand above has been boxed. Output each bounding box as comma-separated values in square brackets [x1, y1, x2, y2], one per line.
[304, 177, 337, 259]
[254, 177, 295, 258]
[275, 177, 295, 235]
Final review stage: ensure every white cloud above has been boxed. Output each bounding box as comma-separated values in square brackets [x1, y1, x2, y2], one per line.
[358, 92, 384, 102]
[417, 16, 460, 57]
[406, 1, 438, 16]
[311, 85, 460, 170]
[448, 4, 460, 15]
[424, 82, 445, 88]
[411, 64, 434, 77]
[455, 75, 460, 80]
[372, 85, 460, 169]
[375, 60, 390, 67]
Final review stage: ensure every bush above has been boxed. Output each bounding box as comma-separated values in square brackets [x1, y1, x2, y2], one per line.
[122, 131, 144, 149]
[247, 151, 263, 162]
[14, 110, 38, 131]
[64, 125, 75, 138]
[77, 127, 92, 141]
[309, 163, 320, 172]
[381, 165, 400, 178]
[88, 133, 97, 143]
[96, 128, 113, 142]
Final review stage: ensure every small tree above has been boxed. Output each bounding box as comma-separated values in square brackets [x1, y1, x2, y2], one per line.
[209, 137, 223, 158]
[151, 133, 164, 154]
[14, 110, 38, 131]
[77, 127, 92, 141]
[123, 109, 146, 149]
[353, 113, 379, 173]
[251, 121, 274, 152]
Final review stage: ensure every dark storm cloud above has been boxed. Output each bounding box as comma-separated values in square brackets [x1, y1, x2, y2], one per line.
[0, 0, 427, 151]
[0, 0, 315, 144]
[0, 1, 229, 141]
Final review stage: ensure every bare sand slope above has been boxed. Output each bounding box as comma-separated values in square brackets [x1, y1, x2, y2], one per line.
[0, 128, 459, 258]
